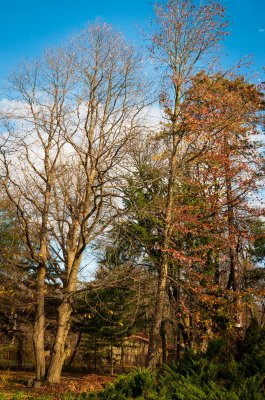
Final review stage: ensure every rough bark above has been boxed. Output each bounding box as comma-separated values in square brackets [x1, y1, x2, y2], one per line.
[33, 266, 46, 381]
[67, 330, 83, 368]
[46, 299, 72, 383]
[146, 256, 169, 368]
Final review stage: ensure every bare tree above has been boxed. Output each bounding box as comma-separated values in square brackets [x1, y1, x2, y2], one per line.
[0, 49, 73, 379]
[0, 21, 148, 383]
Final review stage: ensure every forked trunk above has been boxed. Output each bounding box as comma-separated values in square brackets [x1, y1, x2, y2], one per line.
[46, 299, 72, 383]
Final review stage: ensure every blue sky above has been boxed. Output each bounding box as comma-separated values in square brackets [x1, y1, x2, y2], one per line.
[0, 0, 264, 81]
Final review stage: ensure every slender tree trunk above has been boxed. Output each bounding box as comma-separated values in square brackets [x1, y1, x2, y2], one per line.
[176, 328, 181, 361]
[160, 320, 167, 364]
[110, 343, 114, 376]
[16, 334, 24, 370]
[67, 330, 83, 368]
[33, 176, 51, 381]
[226, 179, 238, 293]
[178, 322, 189, 351]
[224, 138, 241, 327]
[147, 91, 179, 369]
[147, 179, 176, 368]
[46, 299, 72, 383]
[147, 255, 169, 368]
[94, 336, 97, 374]
[120, 339, 125, 372]
[224, 137, 239, 292]
[33, 265, 46, 381]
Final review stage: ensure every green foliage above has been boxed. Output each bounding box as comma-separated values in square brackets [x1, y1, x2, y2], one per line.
[249, 220, 265, 265]
[81, 368, 157, 399]
[101, 367, 156, 399]
[11, 393, 28, 400]
[0, 393, 9, 400]
[78, 352, 265, 399]
[86, 325, 265, 399]
[161, 374, 239, 400]
[242, 319, 265, 360]
[63, 394, 81, 400]
[206, 338, 227, 361]
[238, 375, 265, 400]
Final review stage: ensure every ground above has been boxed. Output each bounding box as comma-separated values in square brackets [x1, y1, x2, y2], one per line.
[0, 370, 113, 399]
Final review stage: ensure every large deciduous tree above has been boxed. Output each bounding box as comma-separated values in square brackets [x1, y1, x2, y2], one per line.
[0, 22, 147, 382]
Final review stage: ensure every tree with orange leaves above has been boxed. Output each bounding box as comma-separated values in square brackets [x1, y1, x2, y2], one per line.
[157, 73, 265, 352]
[145, 0, 228, 368]
[111, 69, 265, 363]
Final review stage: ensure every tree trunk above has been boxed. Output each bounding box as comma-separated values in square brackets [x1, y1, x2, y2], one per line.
[160, 320, 167, 365]
[147, 255, 168, 368]
[16, 334, 24, 370]
[33, 266, 46, 381]
[176, 327, 181, 361]
[67, 330, 83, 368]
[94, 336, 97, 374]
[147, 175, 175, 369]
[224, 137, 241, 327]
[178, 322, 190, 351]
[147, 92, 179, 369]
[120, 339, 125, 372]
[46, 299, 72, 383]
[110, 343, 114, 376]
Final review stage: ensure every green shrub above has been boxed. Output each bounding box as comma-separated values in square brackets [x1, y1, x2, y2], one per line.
[238, 374, 265, 400]
[206, 338, 227, 361]
[160, 366, 239, 400]
[237, 320, 265, 378]
[79, 333, 265, 400]
[0, 393, 9, 400]
[83, 368, 158, 400]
